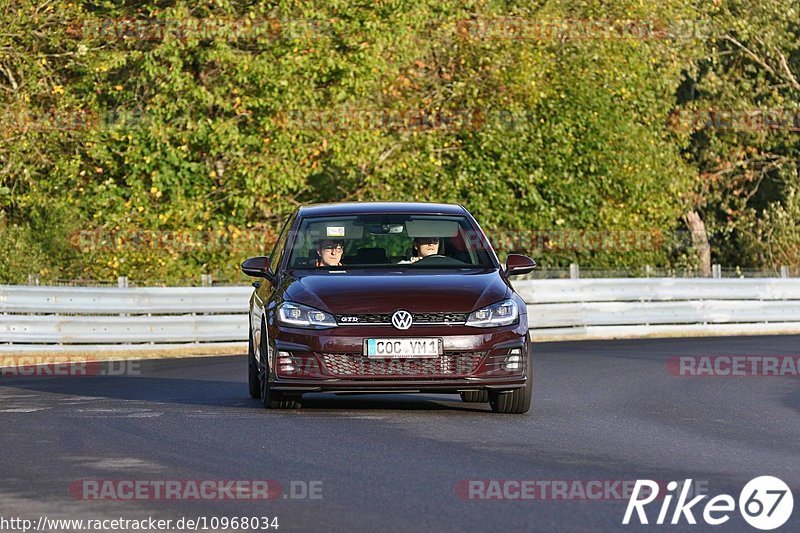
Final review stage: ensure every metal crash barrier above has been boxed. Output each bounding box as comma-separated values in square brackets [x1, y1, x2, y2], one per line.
[2, 279, 800, 352]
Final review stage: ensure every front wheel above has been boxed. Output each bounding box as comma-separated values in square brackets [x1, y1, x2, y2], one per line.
[489, 344, 532, 414]
[259, 371, 301, 409]
[258, 321, 301, 409]
[488, 386, 530, 414]
[248, 330, 260, 399]
[460, 391, 489, 403]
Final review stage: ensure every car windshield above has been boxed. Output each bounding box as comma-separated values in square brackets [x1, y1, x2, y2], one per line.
[286, 214, 497, 269]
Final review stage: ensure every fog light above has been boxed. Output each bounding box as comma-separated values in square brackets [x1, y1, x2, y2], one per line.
[278, 351, 293, 365]
[503, 354, 523, 371]
[277, 351, 295, 373]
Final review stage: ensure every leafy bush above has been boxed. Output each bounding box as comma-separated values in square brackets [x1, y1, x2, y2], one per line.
[1, 0, 796, 284]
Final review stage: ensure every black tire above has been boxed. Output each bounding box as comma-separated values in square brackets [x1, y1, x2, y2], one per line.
[248, 329, 261, 399]
[460, 390, 489, 403]
[489, 344, 532, 414]
[258, 320, 301, 409]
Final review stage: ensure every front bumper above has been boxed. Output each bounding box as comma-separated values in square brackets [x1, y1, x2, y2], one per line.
[270, 377, 526, 394]
[266, 321, 530, 394]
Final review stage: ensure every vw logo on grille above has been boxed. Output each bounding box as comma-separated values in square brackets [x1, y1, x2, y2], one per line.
[391, 310, 413, 330]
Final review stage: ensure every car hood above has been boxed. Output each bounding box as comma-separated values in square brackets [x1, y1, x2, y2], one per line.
[282, 269, 510, 314]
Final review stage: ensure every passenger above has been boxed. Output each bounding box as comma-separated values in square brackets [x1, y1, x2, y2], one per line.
[314, 239, 344, 267]
[399, 237, 441, 264]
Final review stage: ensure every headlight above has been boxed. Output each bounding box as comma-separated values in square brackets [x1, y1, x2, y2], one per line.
[465, 299, 518, 327]
[278, 301, 337, 329]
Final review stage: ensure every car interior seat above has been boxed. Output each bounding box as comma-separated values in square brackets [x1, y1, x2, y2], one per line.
[446, 234, 472, 264]
[353, 247, 389, 264]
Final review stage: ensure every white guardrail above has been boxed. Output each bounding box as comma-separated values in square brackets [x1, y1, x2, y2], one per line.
[1, 278, 800, 352]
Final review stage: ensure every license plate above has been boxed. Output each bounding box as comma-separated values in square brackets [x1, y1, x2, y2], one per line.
[364, 338, 442, 359]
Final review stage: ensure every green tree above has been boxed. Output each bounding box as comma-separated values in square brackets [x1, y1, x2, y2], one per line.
[675, 0, 800, 271]
[0, 0, 738, 283]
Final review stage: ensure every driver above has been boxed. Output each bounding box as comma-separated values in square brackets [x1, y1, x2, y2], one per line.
[314, 239, 344, 267]
[399, 237, 440, 264]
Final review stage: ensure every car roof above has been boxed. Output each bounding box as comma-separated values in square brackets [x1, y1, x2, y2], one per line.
[297, 202, 468, 217]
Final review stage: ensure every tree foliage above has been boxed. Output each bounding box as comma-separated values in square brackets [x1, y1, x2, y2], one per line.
[0, 0, 796, 283]
[676, 0, 800, 269]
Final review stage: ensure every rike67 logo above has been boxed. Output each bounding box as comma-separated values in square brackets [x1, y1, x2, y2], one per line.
[623, 476, 793, 530]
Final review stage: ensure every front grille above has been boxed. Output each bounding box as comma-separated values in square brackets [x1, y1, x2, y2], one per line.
[321, 352, 485, 377]
[334, 312, 468, 326]
[413, 312, 468, 324]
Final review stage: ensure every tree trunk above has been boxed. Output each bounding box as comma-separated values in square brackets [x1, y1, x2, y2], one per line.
[684, 210, 711, 276]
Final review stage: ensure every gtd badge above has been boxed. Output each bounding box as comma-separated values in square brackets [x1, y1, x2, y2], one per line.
[391, 310, 413, 330]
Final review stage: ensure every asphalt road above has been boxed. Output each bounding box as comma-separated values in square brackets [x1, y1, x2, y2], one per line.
[1, 335, 799, 532]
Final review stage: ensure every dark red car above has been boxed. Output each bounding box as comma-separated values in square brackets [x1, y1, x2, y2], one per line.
[241, 202, 536, 413]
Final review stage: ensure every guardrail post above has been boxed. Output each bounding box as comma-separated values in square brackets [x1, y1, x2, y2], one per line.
[645, 265, 651, 278]
[569, 263, 580, 279]
[117, 276, 128, 288]
[712, 264, 721, 278]
[781, 266, 789, 278]
[201, 273, 213, 286]
[27, 274, 40, 286]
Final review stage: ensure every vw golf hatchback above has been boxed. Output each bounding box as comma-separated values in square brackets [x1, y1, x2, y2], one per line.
[241, 202, 536, 413]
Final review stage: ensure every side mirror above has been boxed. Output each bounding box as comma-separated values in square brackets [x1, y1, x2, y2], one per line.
[505, 254, 537, 277]
[241, 256, 275, 281]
